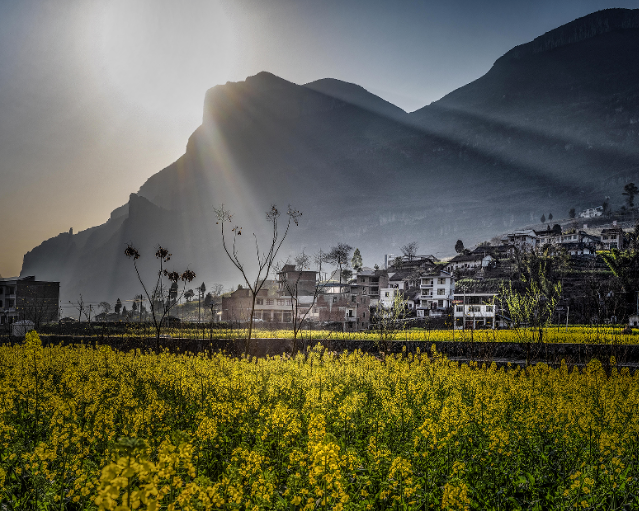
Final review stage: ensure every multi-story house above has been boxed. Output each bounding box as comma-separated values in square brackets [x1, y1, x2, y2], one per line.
[315, 290, 371, 331]
[379, 270, 420, 310]
[416, 270, 454, 318]
[501, 230, 538, 250]
[222, 275, 371, 331]
[452, 292, 498, 330]
[0, 276, 60, 328]
[277, 264, 318, 296]
[444, 253, 493, 273]
[354, 268, 388, 306]
[221, 283, 295, 324]
[601, 227, 624, 249]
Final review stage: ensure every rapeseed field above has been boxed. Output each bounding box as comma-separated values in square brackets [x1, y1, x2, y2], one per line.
[126, 325, 638, 345]
[2, 331, 639, 509]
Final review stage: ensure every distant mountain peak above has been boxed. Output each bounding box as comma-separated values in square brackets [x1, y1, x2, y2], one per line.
[500, 8, 639, 62]
[304, 78, 406, 119]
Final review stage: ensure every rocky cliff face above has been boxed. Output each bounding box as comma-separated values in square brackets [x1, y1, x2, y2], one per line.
[21, 9, 639, 303]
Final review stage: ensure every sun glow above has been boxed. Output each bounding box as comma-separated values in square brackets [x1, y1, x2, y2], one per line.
[80, 0, 239, 123]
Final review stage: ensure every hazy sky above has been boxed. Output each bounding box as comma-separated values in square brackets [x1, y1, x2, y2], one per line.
[1, 0, 638, 277]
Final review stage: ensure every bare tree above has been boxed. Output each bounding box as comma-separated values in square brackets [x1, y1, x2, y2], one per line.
[400, 242, 418, 262]
[124, 244, 196, 350]
[373, 291, 410, 353]
[324, 243, 353, 285]
[214, 204, 301, 347]
[275, 251, 322, 353]
[69, 295, 86, 323]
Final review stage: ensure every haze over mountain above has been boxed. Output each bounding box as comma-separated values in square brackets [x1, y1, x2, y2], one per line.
[22, 8, 639, 303]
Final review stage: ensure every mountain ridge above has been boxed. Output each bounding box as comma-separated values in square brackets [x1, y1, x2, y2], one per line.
[20, 9, 639, 303]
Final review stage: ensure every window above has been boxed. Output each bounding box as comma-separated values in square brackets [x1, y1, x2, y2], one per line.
[362, 312, 366, 318]
[283, 312, 292, 323]
[8, 287, 14, 295]
[437, 289, 445, 295]
[468, 305, 480, 312]
[256, 298, 264, 305]
[485, 306, 494, 313]
[333, 296, 337, 303]
[456, 305, 463, 312]
[8, 299, 14, 308]
[437, 300, 443, 307]
[348, 309, 354, 317]
[438, 278, 446, 285]
[266, 299, 274, 306]
[384, 292, 390, 297]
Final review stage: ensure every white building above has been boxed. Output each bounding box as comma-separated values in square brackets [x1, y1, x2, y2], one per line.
[453, 293, 497, 330]
[501, 230, 538, 250]
[579, 206, 603, 218]
[416, 270, 454, 318]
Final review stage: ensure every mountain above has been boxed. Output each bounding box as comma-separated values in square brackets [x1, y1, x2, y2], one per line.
[303, 78, 407, 120]
[21, 8, 639, 303]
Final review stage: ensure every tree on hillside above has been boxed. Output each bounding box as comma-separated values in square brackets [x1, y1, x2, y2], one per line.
[98, 301, 111, 315]
[455, 240, 465, 254]
[124, 244, 196, 349]
[401, 242, 418, 262]
[552, 224, 562, 235]
[541, 214, 546, 223]
[623, 183, 639, 210]
[548, 213, 553, 221]
[214, 204, 301, 347]
[115, 298, 122, 315]
[351, 248, 363, 272]
[184, 289, 195, 302]
[569, 208, 576, 219]
[324, 243, 353, 285]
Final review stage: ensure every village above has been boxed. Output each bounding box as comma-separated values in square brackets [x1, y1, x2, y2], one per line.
[1, 208, 636, 336]
[218, 215, 632, 332]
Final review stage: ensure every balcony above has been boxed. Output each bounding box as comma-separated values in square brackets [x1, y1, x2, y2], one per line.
[454, 305, 495, 317]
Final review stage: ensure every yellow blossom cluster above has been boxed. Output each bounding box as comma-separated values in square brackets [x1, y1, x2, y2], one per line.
[73, 324, 639, 345]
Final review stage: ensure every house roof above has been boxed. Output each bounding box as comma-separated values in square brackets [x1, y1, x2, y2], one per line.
[448, 253, 490, 263]
[420, 269, 453, 277]
[388, 269, 420, 281]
